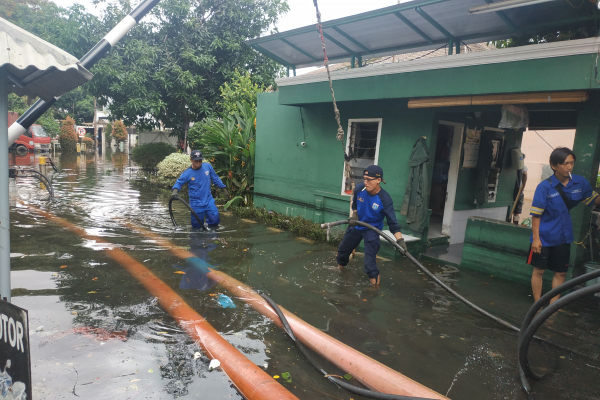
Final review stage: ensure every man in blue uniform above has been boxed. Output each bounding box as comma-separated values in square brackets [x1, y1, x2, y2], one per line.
[337, 165, 407, 285]
[171, 150, 228, 229]
[528, 147, 600, 303]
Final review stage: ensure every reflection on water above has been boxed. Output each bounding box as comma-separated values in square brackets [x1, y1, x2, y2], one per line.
[8, 152, 600, 399]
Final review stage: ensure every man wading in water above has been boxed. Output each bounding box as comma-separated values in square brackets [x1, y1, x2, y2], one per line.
[336, 165, 407, 285]
[171, 150, 229, 229]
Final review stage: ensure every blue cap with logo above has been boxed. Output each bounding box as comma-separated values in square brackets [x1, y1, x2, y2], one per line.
[191, 150, 203, 160]
[364, 165, 386, 183]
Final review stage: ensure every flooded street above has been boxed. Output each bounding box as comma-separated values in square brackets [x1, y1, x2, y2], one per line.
[8, 152, 600, 399]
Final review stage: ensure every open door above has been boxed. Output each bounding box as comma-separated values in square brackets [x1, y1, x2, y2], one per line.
[428, 121, 464, 238]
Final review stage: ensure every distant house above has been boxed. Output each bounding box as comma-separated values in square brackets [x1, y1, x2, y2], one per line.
[247, 0, 600, 282]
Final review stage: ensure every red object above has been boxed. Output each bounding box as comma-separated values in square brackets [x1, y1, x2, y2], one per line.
[8, 113, 51, 152]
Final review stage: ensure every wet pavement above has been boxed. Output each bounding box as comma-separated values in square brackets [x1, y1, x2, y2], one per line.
[6, 152, 600, 399]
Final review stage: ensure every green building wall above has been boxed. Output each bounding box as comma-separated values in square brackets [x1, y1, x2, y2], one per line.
[254, 92, 438, 237]
[278, 54, 599, 106]
[254, 92, 523, 243]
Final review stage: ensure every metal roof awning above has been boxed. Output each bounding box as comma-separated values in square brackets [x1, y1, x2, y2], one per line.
[0, 17, 92, 101]
[247, 0, 598, 69]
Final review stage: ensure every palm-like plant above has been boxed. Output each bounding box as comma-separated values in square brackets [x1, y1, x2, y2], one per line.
[199, 101, 256, 206]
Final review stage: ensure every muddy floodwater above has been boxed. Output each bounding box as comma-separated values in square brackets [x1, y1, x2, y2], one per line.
[7, 152, 600, 399]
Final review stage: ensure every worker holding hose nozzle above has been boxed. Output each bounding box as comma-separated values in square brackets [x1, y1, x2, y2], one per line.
[171, 150, 229, 229]
[337, 165, 406, 286]
[528, 147, 600, 304]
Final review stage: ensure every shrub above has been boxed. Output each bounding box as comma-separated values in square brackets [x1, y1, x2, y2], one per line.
[80, 136, 94, 152]
[155, 152, 191, 186]
[219, 70, 265, 116]
[197, 101, 256, 206]
[131, 142, 177, 171]
[112, 120, 127, 144]
[59, 116, 78, 153]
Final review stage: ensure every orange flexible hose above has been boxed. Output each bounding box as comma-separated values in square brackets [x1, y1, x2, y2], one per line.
[28, 206, 298, 400]
[125, 222, 448, 399]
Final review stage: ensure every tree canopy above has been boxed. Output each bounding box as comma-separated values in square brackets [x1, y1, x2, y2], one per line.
[2, 0, 287, 137]
[87, 0, 288, 149]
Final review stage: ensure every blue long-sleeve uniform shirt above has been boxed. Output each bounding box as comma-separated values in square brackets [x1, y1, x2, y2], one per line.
[172, 163, 226, 208]
[530, 174, 598, 247]
[352, 183, 402, 234]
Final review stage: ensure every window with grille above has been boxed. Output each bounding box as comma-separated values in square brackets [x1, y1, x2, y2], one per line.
[341, 119, 382, 195]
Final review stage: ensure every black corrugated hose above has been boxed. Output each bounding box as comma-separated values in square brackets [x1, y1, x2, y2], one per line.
[518, 268, 600, 399]
[168, 195, 207, 231]
[14, 168, 54, 198]
[321, 219, 600, 399]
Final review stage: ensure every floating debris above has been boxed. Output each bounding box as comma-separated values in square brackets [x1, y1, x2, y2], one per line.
[217, 294, 236, 309]
[208, 359, 221, 371]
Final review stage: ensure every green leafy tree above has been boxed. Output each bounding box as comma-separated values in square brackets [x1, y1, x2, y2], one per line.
[59, 116, 78, 152]
[87, 0, 288, 151]
[219, 70, 266, 116]
[54, 87, 95, 123]
[111, 120, 127, 145]
[1, 1, 102, 58]
[7, 93, 27, 113]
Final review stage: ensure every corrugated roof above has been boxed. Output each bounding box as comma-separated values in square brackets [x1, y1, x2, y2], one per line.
[0, 17, 92, 101]
[247, 0, 597, 69]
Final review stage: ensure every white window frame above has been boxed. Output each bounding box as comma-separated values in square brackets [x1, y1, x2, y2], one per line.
[340, 118, 383, 196]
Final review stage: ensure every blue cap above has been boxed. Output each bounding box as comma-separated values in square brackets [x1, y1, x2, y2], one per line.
[191, 150, 202, 160]
[364, 165, 385, 183]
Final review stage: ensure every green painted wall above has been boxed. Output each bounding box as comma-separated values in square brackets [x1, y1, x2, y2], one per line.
[278, 55, 598, 105]
[254, 92, 438, 238]
[254, 92, 526, 242]
[570, 92, 600, 274]
[461, 217, 559, 285]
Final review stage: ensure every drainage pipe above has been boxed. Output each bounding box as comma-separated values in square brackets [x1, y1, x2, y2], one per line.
[27, 205, 298, 400]
[261, 293, 436, 400]
[124, 221, 448, 399]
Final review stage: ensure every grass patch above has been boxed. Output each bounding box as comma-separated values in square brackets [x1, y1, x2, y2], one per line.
[230, 206, 343, 244]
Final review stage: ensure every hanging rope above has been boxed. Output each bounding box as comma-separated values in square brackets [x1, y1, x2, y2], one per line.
[313, 0, 355, 213]
[313, 0, 344, 141]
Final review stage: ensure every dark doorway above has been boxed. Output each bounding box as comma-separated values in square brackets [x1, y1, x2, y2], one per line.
[428, 124, 453, 238]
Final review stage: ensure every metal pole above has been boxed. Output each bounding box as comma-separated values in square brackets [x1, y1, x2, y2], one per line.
[8, 0, 162, 145]
[0, 70, 11, 302]
[93, 97, 98, 156]
[448, 38, 454, 55]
